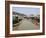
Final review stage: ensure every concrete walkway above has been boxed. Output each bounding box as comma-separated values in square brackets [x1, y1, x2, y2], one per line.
[13, 19, 40, 30]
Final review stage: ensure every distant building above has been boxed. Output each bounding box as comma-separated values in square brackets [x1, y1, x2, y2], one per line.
[13, 12, 26, 19]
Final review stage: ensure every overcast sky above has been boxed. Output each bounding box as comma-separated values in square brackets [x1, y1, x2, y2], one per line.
[12, 7, 40, 16]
